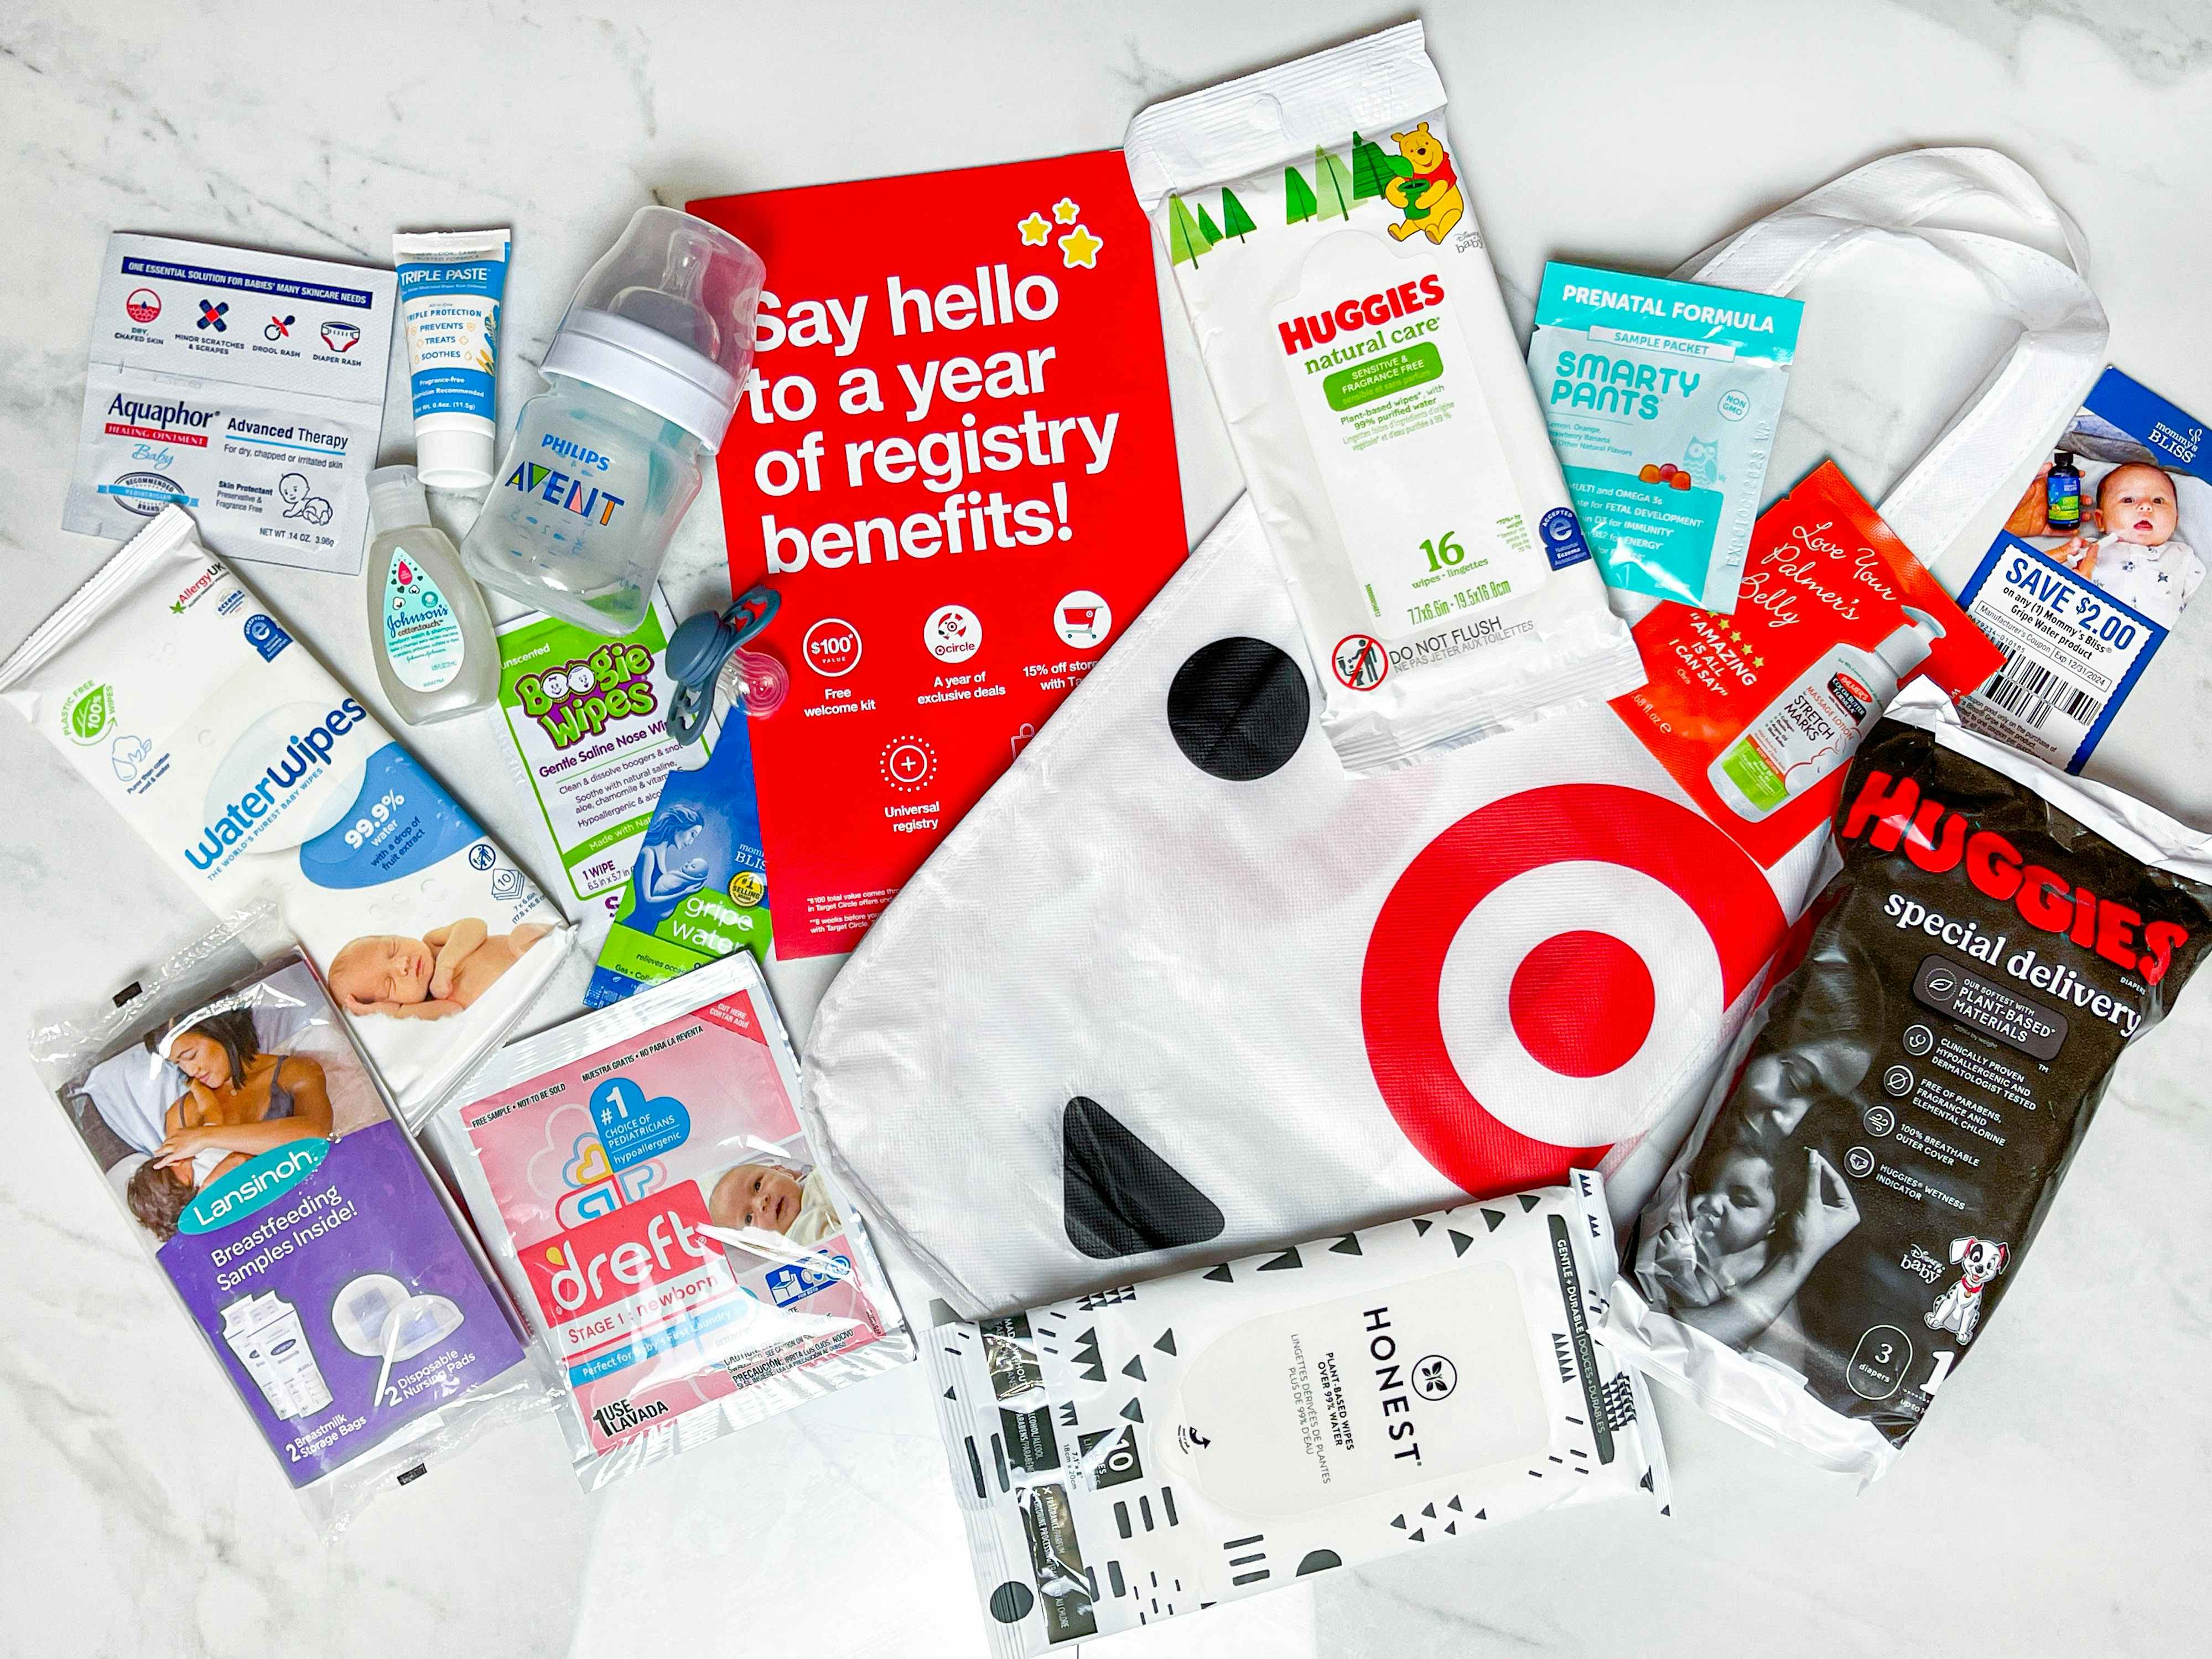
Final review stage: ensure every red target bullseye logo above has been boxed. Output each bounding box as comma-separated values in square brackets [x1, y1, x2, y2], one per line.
[1362, 783, 1785, 1196]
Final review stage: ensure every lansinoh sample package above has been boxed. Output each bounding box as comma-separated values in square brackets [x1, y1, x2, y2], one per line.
[932, 1171, 1667, 1656]
[31, 933, 554, 1539]
[0, 507, 569, 1124]
[1528, 262, 1802, 610]
[1611, 680, 2212, 1481]
[1125, 23, 1644, 772]
[432, 950, 910, 1489]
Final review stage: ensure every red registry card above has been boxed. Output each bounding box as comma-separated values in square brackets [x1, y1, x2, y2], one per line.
[692, 153, 1185, 957]
[1613, 461, 2004, 867]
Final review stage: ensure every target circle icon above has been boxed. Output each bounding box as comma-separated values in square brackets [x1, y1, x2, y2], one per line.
[1361, 784, 1785, 1196]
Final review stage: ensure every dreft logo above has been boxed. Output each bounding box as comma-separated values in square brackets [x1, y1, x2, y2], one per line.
[540, 1203, 717, 1316]
[183, 698, 367, 870]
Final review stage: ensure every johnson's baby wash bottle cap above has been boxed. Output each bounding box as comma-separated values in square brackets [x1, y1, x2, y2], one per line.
[541, 206, 765, 453]
[1876, 605, 1945, 679]
[368, 465, 432, 534]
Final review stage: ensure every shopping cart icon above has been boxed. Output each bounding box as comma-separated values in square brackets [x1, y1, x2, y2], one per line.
[1061, 606, 1102, 641]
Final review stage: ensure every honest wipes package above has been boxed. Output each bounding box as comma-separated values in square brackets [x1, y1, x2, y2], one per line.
[0, 507, 569, 1125]
[930, 1170, 1666, 1657]
[432, 950, 909, 1489]
[1529, 263, 1802, 611]
[64, 233, 396, 577]
[1125, 24, 1644, 772]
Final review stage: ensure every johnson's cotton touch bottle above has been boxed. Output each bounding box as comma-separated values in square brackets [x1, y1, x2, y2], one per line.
[365, 466, 499, 724]
[1709, 606, 1944, 821]
[461, 206, 765, 635]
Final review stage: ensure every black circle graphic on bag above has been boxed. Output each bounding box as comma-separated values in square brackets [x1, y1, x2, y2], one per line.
[989, 1580, 1036, 1622]
[1167, 637, 1310, 781]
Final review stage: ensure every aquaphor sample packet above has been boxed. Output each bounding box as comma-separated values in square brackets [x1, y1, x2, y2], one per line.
[64, 233, 396, 576]
[1610, 679, 2212, 1481]
[931, 1172, 1667, 1657]
[0, 507, 569, 1124]
[432, 950, 909, 1489]
[1529, 262, 1802, 610]
[32, 934, 553, 1539]
[1125, 24, 1643, 772]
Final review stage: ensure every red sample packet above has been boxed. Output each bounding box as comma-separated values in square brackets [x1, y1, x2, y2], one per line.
[1613, 462, 2003, 867]
[691, 152, 1186, 957]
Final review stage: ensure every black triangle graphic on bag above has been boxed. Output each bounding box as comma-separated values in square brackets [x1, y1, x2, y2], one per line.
[1062, 1097, 1227, 1260]
[1204, 1264, 1234, 1283]
[1640, 1469, 1654, 1491]
[943, 1387, 957, 1401]
[1445, 1521, 1457, 1535]
[1073, 1328, 1105, 1384]
[1258, 1247, 1303, 1272]
[1391, 1514, 1406, 1529]
[1331, 1234, 1362, 1256]
[1123, 1355, 1146, 1381]
[1421, 1503, 1435, 1518]
[1413, 1218, 1433, 1236]
[1121, 1397, 1144, 1423]
[1482, 1209, 1507, 1231]
[1155, 1329, 1178, 1355]
[1448, 1496, 1462, 1511]
[1409, 1528, 1425, 1543]
[1476, 1509, 1487, 1520]
[1449, 1230, 1474, 1257]
[1519, 1193, 1540, 1212]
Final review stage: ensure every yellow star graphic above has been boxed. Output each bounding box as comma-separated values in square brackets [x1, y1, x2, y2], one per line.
[1052, 196, 1080, 225]
[1752, 656, 1766, 668]
[1058, 223, 1103, 268]
[1017, 211, 1052, 247]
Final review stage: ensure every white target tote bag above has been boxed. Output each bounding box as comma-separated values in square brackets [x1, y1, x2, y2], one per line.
[801, 148, 2105, 1319]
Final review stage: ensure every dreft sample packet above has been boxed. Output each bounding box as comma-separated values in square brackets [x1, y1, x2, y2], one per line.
[31, 935, 553, 1539]
[1611, 680, 2212, 1481]
[1529, 262, 1802, 611]
[0, 507, 570, 1125]
[432, 951, 910, 1490]
[931, 1172, 1666, 1658]
[1125, 23, 1644, 773]
[1959, 367, 2210, 772]
[64, 233, 396, 576]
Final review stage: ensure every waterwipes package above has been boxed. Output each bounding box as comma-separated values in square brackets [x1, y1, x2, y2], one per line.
[1528, 263, 1802, 611]
[430, 950, 910, 1490]
[1124, 24, 1644, 773]
[30, 922, 555, 1540]
[0, 507, 570, 1125]
[930, 1170, 1666, 1657]
[64, 233, 396, 577]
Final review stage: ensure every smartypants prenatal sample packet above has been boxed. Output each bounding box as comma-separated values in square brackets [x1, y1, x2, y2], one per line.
[432, 951, 910, 1489]
[32, 940, 552, 1538]
[64, 233, 397, 576]
[931, 1171, 1666, 1657]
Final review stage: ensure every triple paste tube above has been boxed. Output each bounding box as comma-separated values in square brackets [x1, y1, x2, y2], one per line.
[1124, 23, 1644, 773]
[393, 230, 510, 489]
[931, 1171, 1668, 1657]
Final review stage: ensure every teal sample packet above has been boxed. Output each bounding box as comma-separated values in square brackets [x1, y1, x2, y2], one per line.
[1529, 262, 1803, 611]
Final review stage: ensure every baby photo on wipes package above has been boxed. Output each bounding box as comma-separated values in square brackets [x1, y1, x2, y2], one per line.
[1528, 262, 1802, 611]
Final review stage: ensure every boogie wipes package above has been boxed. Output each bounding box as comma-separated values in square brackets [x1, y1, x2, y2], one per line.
[1610, 678, 2212, 1480]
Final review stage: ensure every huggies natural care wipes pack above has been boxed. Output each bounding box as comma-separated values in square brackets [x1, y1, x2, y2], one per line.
[1125, 24, 1644, 772]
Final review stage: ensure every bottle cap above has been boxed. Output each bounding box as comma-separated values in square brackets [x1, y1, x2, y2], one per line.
[368, 465, 432, 534]
[1875, 605, 1945, 678]
[414, 419, 496, 490]
[541, 205, 765, 453]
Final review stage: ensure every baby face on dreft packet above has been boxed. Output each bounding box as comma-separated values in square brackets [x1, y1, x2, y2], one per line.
[707, 1157, 840, 1249]
[328, 919, 554, 1020]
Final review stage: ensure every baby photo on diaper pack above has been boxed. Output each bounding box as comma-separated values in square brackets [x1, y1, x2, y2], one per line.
[434, 951, 911, 1489]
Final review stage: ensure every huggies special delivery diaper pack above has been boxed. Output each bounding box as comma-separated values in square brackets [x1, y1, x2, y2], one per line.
[1124, 23, 1644, 773]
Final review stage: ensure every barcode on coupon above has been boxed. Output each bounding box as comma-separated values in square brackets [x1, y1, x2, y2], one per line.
[1979, 640, 2105, 731]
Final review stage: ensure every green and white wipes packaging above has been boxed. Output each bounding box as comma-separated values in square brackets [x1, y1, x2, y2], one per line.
[1529, 263, 1803, 612]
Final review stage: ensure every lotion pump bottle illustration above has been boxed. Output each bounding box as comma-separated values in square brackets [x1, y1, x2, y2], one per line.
[1710, 606, 1944, 822]
[461, 206, 765, 636]
[366, 465, 499, 725]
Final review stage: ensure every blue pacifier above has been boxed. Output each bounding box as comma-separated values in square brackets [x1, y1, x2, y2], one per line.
[666, 585, 781, 745]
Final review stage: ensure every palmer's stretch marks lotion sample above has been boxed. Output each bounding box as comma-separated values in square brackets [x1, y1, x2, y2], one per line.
[928, 1171, 1669, 1657]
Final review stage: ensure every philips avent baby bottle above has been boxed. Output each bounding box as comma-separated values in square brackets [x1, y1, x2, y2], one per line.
[463, 206, 764, 635]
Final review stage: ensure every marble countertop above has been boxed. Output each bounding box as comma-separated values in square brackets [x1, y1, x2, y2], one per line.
[6, 2, 2212, 1655]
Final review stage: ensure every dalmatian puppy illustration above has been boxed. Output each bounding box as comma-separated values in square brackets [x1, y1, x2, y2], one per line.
[1924, 1235, 2009, 1344]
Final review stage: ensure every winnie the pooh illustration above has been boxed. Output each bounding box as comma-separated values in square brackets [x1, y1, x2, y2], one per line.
[1385, 122, 1464, 245]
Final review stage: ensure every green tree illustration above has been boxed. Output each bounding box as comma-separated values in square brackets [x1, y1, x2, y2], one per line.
[1196, 201, 1226, 245]
[1166, 194, 1211, 266]
[1284, 165, 1317, 225]
[1219, 187, 1256, 241]
[1313, 144, 1356, 220]
[1351, 134, 1391, 201]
